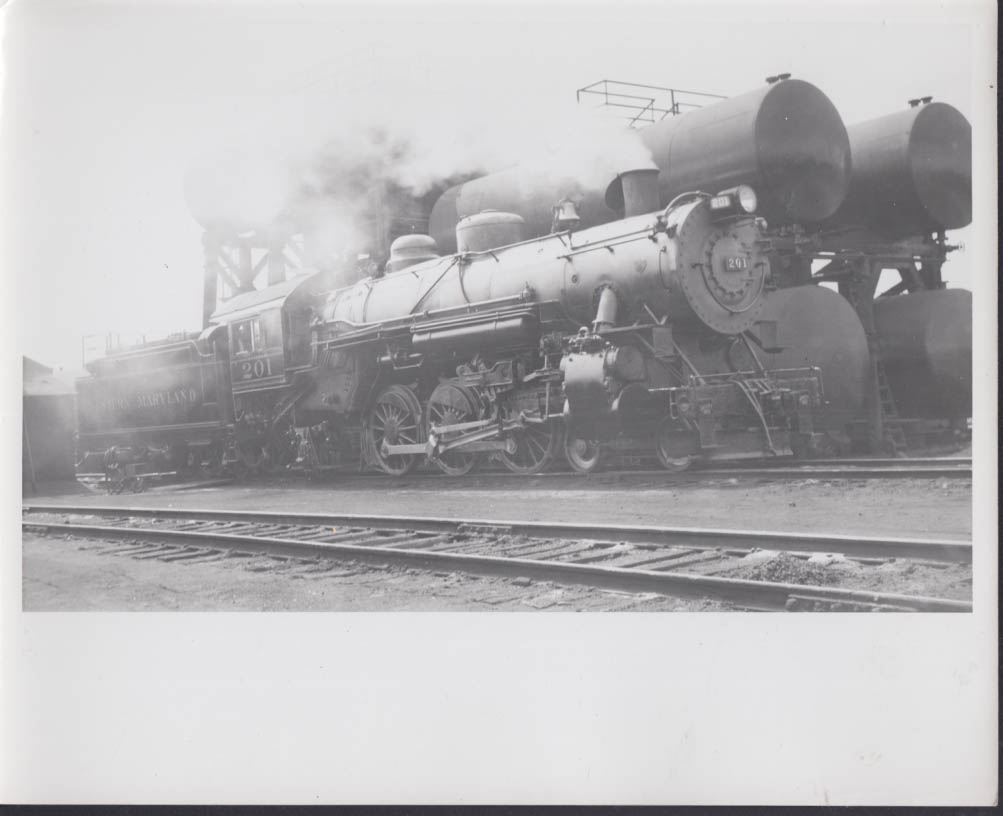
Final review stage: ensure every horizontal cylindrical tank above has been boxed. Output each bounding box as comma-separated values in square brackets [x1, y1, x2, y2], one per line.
[873, 288, 972, 419]
[184, 155, 293, 234]
[830, 102, 972, 237]
[638, 78, 851, 225]
[675, 285, 871, 432]
[428, 79, 851, 251]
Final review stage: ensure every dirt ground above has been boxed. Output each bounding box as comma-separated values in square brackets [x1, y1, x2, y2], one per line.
[21, 475, 971, 611]
[27, 472, 972, 537]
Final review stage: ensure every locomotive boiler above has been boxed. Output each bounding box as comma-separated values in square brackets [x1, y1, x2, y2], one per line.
[301, 178, 823, 475]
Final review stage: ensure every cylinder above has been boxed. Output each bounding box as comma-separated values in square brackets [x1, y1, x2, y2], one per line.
[873, 288, 971, 419]
[830, 102, 972, 237]
[456, 210, 527, 252]
[675, 285, 871, 432]
[638, 78, 851, 225]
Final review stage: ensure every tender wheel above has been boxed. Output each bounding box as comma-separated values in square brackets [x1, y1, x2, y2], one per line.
[266, 426, 298, 471]
[426, 382, 479, 476]
[202, 449, 226, 479]
[563, 433, 606, 474]
[364, 385, 425, 475]
[655, 419, 695, 472]
[500, 418, 562, 475]
[237, 441, 267, 475]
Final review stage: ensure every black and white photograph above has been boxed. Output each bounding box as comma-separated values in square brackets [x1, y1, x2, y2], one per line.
[2, 0, 997, 805]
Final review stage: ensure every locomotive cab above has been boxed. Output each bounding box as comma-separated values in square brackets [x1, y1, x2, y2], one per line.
[209, 271, 324, 394]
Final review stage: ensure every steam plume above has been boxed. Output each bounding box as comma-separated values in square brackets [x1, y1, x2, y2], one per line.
[183, 86, 655, 264]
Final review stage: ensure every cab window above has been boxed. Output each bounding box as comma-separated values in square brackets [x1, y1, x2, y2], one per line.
[232, 318, 264, 355]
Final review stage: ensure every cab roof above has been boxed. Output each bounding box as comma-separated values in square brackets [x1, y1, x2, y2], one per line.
[208, 271, 323, 324]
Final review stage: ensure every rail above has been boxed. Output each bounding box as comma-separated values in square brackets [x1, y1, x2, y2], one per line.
[24, 506, 973, 613]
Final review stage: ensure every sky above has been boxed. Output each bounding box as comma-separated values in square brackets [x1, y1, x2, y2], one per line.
[1, 0, 993, 370]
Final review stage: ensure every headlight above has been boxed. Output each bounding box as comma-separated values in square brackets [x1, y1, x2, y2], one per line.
[708, 185, 758, 218]
[737, 185, 758, 213]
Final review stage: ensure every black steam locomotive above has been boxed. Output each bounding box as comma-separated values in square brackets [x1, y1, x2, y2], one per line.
[77, 180, 824, 479]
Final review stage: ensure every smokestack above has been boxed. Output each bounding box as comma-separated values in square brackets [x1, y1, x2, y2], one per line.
[605, 167, 660, 218]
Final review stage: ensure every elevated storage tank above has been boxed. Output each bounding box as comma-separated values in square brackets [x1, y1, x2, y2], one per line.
[638, 77, 852, 226]
[873, 288, 972, 419]
[829, 101, 972, 238]
[675, 285, 871, 433]
[429, 78, 852, 251]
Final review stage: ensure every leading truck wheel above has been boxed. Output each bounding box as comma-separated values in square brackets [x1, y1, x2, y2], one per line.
[364, 385, 424, 476]
[500, 418, 562, 475]
[426, 382, 479, 477]
[563, 434, 606, 474]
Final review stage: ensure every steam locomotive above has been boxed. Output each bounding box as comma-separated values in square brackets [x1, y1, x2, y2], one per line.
[77, 179, 824, 478]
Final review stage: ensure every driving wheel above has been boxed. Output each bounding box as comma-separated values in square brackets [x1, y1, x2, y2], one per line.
[500, 417, 562, 475]
[426, 382, 480, 476]
[364, 385, 425, 475]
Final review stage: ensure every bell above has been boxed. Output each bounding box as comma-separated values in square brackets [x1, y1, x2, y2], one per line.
[552, 197, 581, 232]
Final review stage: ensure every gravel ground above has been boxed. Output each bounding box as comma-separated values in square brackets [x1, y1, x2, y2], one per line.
[22, 532, 727, 612]
[21, 474, 972, 611]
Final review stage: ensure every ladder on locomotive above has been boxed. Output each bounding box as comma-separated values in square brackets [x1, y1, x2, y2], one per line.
[876, 360, 908, 452]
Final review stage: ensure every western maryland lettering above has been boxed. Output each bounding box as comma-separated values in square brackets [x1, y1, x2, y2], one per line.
[136, 387, 199, 408]
[95, 387, 199, 416]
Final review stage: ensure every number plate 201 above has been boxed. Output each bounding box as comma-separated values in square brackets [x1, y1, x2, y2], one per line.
[239, 357, 275, 380]
[723, 256, 749, 271]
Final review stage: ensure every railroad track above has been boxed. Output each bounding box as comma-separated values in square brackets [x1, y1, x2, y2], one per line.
[23, 505, 972, 613]
[341, 458, 972, 484]
[73, 456, 972, 494]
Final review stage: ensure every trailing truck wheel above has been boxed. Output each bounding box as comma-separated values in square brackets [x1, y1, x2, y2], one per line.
[426, 382, 479, 477]
[500, 418, 562, 475]
[364, 385, 425, 476]
[563, 434, 605, 474]
[654, 419, 695, 472]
